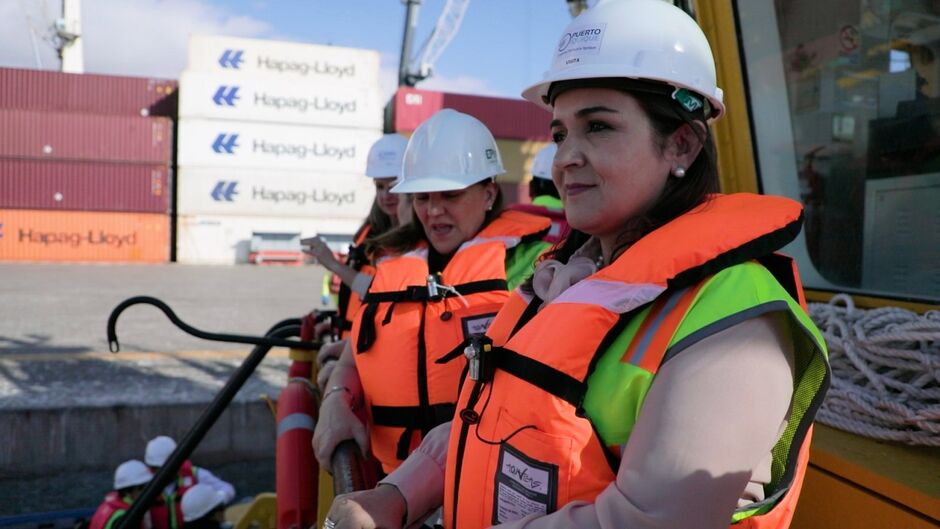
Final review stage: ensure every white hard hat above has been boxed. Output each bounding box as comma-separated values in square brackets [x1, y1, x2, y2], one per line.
[114, 459, 152, 490]
[530, 143, 557, 181]
[392, 109, 504, 194]
[366, 133, 409, 178]
[181, 484, 226, 522]
[522, 0, 724, 120]
[145, 435, 176, 467]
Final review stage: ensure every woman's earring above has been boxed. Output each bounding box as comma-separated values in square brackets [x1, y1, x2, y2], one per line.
[486, 204, 493, 211]
[673, 166, 686, 178]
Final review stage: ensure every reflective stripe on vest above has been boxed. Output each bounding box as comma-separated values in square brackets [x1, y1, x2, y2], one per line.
[352, 210, 550, 473]
[90, 493, 131, 529]
[150, 461, 198, 529]
[444, 193, 830, 529]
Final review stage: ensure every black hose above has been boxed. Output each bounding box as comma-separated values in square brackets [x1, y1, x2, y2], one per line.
[107, 296, 319, 352]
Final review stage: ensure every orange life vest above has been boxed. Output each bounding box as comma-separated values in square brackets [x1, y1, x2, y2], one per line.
[508, 203, 568, 244]
[150, 461, 197, 529]
[443, 193, 830, 528]
[89, 493, 137, 529]
[334, 224, 374, 339]
[351, 210, 550, 473]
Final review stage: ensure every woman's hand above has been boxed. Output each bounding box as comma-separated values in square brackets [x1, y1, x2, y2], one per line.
[302, 236, 341, 270]
[323, 484, 406, 529]
[316, 340, 347, 389]
[313, 387, 370, 469]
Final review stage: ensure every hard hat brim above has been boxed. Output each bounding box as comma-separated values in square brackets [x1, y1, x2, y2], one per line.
[521, 67, 725, 120]
[365, 169, 400, 179]
[390, 174, 496, 194]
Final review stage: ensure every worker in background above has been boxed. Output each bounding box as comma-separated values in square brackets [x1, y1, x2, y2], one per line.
[145, 436, 235, 529]
[305, 133, 409, 337]
[312, 109, 552, 478]
[510, 142, 569, 243]
[314, 190, 416, 390]
[304, 133, 410, 385]
[321, 1, 830, 528]
[180, 484, 229, 529]
[89, 459, 153, 529]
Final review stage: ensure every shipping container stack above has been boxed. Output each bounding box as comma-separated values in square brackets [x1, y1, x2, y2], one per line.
[391, 87, 553, 204]
[0, 68, 177, 263]
[175, 35, 383, 265]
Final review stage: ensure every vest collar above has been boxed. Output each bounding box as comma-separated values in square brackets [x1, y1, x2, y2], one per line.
[551, 194, 803, 314]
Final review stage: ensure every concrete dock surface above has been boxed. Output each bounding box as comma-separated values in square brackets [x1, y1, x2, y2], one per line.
[0, 262, 329, 515]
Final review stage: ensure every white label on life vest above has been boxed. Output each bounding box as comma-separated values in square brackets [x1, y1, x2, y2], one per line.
[461, 312, 497, 339]
[493, 444, 557, 523]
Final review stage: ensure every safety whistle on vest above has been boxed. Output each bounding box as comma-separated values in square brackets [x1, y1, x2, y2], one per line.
[426, 274, 442, 300]
[464, 335, 494, 382]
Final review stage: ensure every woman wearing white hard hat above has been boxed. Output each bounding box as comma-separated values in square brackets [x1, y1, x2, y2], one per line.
[312, 108, 552, 480]
[322, 1, 830, 528]
[145, 435, 235, 529]
[181, 484, 228, 529]
[303, 133, 410, 339]
[304, 133, 410, 390]
[89, 460, 153, 529]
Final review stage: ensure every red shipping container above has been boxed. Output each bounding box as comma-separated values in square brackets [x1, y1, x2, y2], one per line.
[0, 110, 172, 164]
[0, 67, 177, 117]
[393, 88, 552, 141]
[0, 209, 170, 262]
[0, 159, 170, 213]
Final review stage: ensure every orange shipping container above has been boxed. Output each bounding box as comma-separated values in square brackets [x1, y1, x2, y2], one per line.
[0, 209, 169, 262]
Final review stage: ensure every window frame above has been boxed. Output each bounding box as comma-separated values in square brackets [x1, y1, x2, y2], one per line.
[693, 0, 939, 310]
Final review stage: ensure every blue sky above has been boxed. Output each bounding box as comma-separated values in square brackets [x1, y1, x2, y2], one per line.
[0, 0, 575, 100]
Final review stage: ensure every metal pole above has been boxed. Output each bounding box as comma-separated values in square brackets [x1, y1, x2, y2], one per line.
[59, 0, 84, 73]
[399, 0, 422, 87]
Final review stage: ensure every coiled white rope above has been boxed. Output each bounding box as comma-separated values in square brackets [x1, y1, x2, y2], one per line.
[808, 294, 940, 446]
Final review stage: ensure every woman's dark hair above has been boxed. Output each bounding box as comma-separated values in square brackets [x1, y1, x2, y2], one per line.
[523, 79, 719, 291]
[364, 180, 504, 257]
[359, 200, 395, 240]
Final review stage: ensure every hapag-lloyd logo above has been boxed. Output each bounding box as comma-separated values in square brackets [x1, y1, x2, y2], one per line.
[251, 186, 356, 206]
[18, 229, 138, 248]
[252, 140, 356, 160]
[257, 56, 357, 79]
[253, 92, 358, 114]
[557, 25, 606, 56]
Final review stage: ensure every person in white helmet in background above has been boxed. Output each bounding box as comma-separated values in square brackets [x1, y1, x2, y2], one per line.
[89, 459, 153, 529]
[180, 484, 230, 529]
[304, 133, 408, 327]
[321, 1, 829, 528]
[145, 436, 235, 529]
[510, 142, 569, 243]
[303, 133, 410, 386]
[312, 108, 552, 479]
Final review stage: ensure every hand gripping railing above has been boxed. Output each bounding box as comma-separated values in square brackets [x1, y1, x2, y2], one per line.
[108, 296, 320, 529]
[330, 441, 369, 496]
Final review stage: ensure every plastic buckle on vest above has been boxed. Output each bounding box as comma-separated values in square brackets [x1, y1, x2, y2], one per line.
[464, 335, 494, 382]
[426, 274, 443, 301]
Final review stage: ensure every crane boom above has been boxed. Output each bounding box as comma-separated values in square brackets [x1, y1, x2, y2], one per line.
[409, 0, 470, 81]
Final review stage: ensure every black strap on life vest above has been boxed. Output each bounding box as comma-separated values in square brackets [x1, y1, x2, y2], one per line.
[371, 402, 457, 460]
[355, 279, 508, 353]
[491, 346, 587, 410]
[361, 278, 508, 304]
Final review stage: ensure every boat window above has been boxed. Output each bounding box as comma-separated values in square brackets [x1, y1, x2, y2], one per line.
[736, 0, 940, 302]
